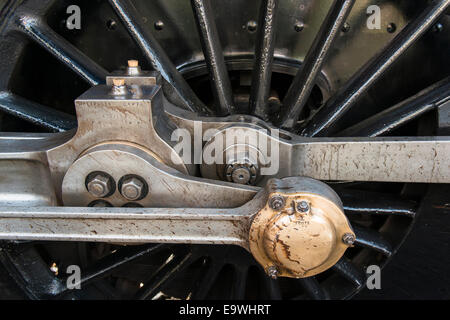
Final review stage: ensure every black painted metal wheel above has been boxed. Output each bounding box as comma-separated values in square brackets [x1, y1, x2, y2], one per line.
[0, 0, 449, 300]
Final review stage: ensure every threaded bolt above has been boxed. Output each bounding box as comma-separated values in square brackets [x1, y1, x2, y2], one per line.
[127, 60, 141, 75]
[342, 233, 356, 245]
[297, 200, 310, 213]
[267, 266, 279, 279]
[111, 78, 128, 95]
[269, 195, 285, 211]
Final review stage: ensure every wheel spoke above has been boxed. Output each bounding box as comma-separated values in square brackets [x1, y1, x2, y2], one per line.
[339, 76, 450, 137]
[15, 15, 108, 85]
[191, 0, 235, 115]
[189, 259, 222, 300]
[0, 244, 66, 299]
[134, 249, 194, 300]
[353, 225, 393, 256]
[0, 92, 76, 132]
[230, 266, 248, 300]
[249, 0, 278, 121]
[93, 280, 123, 300]
[295, 277, 329, 300]
[301, 0, 450, 137]
[108, 0, 212, 115]
[332, 257, 366, 287]
[264, 277, 282, 300]
[57, 244, 167, 296]
[280, 0, 355, 129]
[337, 189, 417, 218]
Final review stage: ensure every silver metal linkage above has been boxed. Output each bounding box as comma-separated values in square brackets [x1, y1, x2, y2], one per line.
[0, 206, 251, 246]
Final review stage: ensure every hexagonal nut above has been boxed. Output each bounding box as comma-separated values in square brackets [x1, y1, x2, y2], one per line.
[120, 177, 145, 201]
[342, 233, 356, 246]
[296, 200, 310, 213]
[269, 195, 285, 211]
[267, 265, 279, 279]
[87, 174, 112, 198]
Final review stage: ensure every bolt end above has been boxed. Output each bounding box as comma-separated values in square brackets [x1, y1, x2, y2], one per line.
[342, 233, 356, 246]
[267, 266, 279, 279]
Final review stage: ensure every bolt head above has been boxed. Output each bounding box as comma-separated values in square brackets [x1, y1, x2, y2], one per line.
[87, 174, 112, 198]
[154, 20, 164, 30]
[225, 161, 258, 185]
[269, 195, 285, 211]
[127, 60, 139, 68]
[296, 200, 310, 213]
[247, 20, 257, 32]
[433, 23, 443, 33]
[342, 22, 350, 33]
[112, 78, 125, 86]
[121, 177, 145, 201]
[267, 266, 279, 279]
[342, 233, 356, 245]
[387, 23, 397, 34]
[111, 78, 128, 95]
[294, 21, 304, 32]
[127, 60, 142, 75]
[231, 166, 251, 184]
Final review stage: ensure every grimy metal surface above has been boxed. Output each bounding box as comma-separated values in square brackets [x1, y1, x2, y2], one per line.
[0, 159, 57, 206]
[292, 137, 450, 183]
[1, 129, 449, 184]
[0, 176, 357, 281]
[195, 121, 450, 184]
[0, 206, 252, 246]
[61, 143, 258, 208]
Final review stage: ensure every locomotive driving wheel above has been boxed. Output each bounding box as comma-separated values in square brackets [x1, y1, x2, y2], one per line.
[0, 0, 449, 300]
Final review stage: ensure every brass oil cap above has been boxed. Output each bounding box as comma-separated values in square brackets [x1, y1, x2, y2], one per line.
[249, 177, 355, 278]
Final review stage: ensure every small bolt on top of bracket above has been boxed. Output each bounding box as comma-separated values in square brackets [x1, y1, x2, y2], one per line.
[111, 78, 128, 95]
[127, 59, 141, 75]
